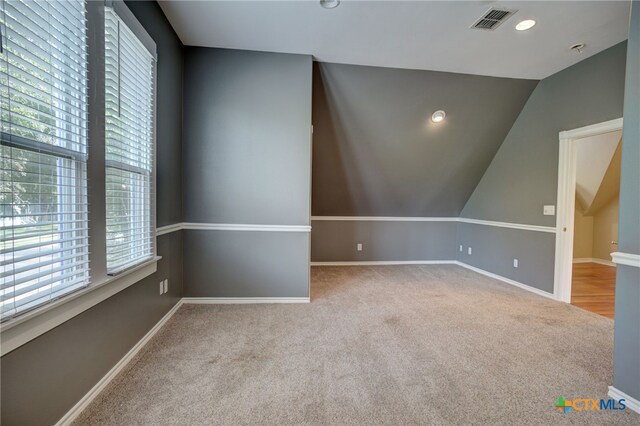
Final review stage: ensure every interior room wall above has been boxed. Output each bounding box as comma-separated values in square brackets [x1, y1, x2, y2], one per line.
[573, 206, 594, 259]
[182, 47, 312, 297]
[592, 196, 619, 261]
[613, 0, 640, 403]
[457, 41, 627, 293]
[310, 62, 537, 262]
[0, 2, 185, 424]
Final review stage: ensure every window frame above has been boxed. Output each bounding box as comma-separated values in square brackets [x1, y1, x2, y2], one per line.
[0, 0, 159, 355]
[103, 4, 157, 275]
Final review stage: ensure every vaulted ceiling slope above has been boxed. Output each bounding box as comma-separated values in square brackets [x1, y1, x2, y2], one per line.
[159, 0, 630, 79]
[311, 62, 538, 217]
[575, 131, 622, 215]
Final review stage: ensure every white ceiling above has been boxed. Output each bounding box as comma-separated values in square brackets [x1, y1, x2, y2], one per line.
[159, 0, 631, 79]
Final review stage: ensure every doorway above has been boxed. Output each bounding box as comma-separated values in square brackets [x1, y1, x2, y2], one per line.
[553, 118, 623, 313]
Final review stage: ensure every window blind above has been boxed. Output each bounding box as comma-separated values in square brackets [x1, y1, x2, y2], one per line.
[0, 0, 89, 319]
[104, 7, 154, 274]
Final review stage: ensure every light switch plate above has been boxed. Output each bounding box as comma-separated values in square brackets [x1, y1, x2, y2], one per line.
[468, 247, 472, 255]
[513, 259, 519, 268]
[543, 205, 555, 216]
[356, 243, 363, 252]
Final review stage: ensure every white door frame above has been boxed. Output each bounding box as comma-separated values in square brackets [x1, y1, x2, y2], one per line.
[554, 117, 623, 303]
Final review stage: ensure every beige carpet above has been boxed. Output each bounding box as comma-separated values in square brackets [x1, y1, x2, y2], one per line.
[74, 265, 638, 425]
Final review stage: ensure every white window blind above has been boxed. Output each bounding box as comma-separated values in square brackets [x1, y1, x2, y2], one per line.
[0, 0, 89, 319]
[104, 7, 154, 274]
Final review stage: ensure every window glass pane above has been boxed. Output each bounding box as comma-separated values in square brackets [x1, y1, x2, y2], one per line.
[104, 7, 154, 274]
[0, 0, 89, 320]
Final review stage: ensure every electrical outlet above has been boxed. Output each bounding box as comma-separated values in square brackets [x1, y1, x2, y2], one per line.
[543, 205, 555, 216]
[468, 247, 472, 255]
[356, 243, 363, 252]
[163, 279, 168, 294]
[513, 259, 519, 268]
[159, 282, 164, 295]
[459, 245, 463, 252]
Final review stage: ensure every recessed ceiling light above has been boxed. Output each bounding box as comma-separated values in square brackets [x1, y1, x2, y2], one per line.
[320, 0, 340, 9]
[431, 110, 446, 123]
[515, 19, 536, 31]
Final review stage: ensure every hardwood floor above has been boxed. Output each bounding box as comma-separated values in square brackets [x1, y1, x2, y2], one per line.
[571, 262, 616, 319]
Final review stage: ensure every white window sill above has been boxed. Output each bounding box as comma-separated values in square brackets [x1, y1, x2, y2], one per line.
[0, 256, 161, 356]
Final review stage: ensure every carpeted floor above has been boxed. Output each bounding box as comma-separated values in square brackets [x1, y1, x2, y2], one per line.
[74, 265, 638, 425]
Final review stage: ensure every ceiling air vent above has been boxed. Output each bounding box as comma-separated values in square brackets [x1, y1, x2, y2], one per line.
[471, 8, 517, 31]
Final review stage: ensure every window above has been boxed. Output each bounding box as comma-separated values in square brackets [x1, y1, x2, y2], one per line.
[0, 0, 89, 319]
[104, 7, 155, 274]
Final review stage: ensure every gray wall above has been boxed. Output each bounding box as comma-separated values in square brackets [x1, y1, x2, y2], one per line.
[312, 62, 537, 217]
[184, 231, 309, 297]
[613, 0, 640, 403]
[456, 223, 556, 293]
[182, 48, 312, 297]
[311, 221, 455, 262]
[0, 233, 183, 425]
[462, 42, 627, 227]
[455, 42, 628, 293]
[0, 2, 185, 424]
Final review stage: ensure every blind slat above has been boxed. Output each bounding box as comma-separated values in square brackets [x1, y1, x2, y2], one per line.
[104, 8, 154, 275]
[1, 0, 89, 320]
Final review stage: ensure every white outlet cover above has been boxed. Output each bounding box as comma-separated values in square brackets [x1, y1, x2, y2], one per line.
[513, 259, 519, 268]
[459, 245, 463, 252]
[543, 205, 555, 215]
[163, 279, 168, 294]
[159, 282, 164, 295]
[468, 247, 472, 255]
[357, 243, 363, 251]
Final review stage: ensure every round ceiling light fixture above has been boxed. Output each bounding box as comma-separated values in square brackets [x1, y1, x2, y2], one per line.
[515, 19, 536, 31]
[570, 42, 586, 53]
[431, 110, 446, 123]
[320, 0, 340, 9]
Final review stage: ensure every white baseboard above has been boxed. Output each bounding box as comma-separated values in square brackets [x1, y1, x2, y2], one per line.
[310, 260, 457, 266]
[608, 386, 640, 414]
[182, 297, 310, 304]
[454, 261, 556, 300]
[573, 258, 616, 267]
[55, 300, 184, 426]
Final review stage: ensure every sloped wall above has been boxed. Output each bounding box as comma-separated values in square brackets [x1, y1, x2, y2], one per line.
[457, 42, 627, 293]
[311, 62, 537, 262]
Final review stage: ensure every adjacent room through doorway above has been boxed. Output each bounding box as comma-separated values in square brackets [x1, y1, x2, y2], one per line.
[571, 130, 622, 318]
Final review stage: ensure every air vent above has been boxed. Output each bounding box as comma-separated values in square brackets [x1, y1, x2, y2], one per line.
[471, 8, 516, 30]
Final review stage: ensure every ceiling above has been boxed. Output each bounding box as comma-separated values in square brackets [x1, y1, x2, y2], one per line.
[159, 0, 630, 79]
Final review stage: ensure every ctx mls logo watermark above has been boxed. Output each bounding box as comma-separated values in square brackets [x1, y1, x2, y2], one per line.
[555, 396, 626, 413]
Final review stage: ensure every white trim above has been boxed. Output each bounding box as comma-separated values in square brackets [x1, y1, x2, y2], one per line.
[559, 118, 624, 140]
[455, 261, 556, 300]
[182, 297, 310, 304]
[608, 386, 640, 414]
[0, 257, 160, 356]
[555, 118, 624, 303]
[457, 217, 556, 233]
[573, 258, 616, 267]
[156, 223, 182, 236]
[311, 216, 455, 222]
[182, 222, 311, 232]
[310, 260, 457, 266]
[310, 216, 555, 233]
[155, 222, 311, 233]
[611, 252, 640, 268]
[55, 299, 183, 426]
